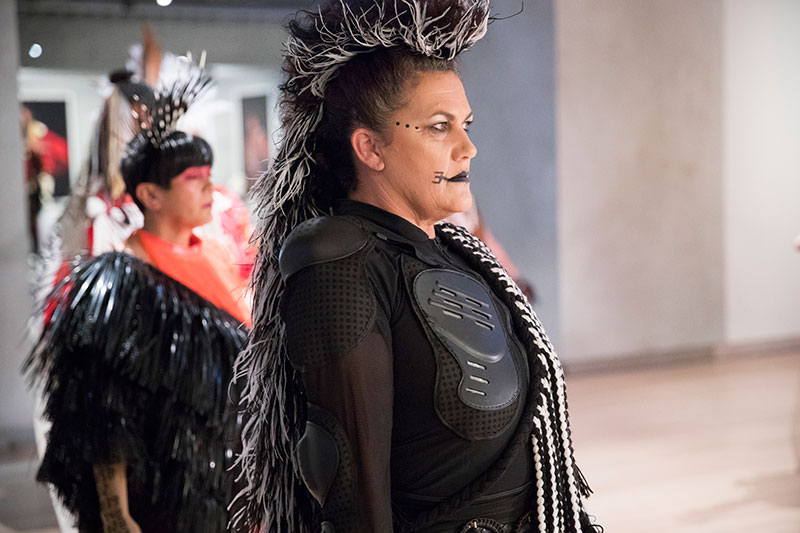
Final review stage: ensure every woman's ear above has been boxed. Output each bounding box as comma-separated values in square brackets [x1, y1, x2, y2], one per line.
[350, 127, 385, 172]
[135, 182, 163, 212]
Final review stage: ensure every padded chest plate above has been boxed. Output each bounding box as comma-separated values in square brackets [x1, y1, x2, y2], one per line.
[413, 268, 519, 411]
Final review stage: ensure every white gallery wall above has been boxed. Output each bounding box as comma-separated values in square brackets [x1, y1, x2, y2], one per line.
[723, 0, 800, 345]
[556, 0, 725, 362]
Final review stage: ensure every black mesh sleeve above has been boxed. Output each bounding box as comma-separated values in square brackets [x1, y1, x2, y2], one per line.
[282, 254, 394, 532]
[303, 332, 394, 531]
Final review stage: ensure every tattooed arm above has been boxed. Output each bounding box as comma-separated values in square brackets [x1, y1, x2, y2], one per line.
[93, 463, 142, 533]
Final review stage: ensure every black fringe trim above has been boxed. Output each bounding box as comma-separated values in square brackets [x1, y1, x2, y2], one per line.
[24, 251, 247, 533]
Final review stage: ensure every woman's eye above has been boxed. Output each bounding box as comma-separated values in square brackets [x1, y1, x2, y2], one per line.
[431, 122, 448, 132]
[464, 121, 473, 133]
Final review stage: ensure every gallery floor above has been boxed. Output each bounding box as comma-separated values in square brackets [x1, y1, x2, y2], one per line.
[567, 349, 800, 532]
[1, 350, 798, 532]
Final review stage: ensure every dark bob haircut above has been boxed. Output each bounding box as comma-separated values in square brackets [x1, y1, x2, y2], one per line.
[120, 131, 213, 211]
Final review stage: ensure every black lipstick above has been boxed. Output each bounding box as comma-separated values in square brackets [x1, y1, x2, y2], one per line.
[447, 171, 470, 182]
[433, 171, 470, 184]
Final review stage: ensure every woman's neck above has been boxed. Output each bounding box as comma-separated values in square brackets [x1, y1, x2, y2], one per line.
[349, 189, 437, 239]
[141, 217, 195, 247]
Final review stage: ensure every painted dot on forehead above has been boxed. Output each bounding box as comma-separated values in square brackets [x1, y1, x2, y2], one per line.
[405, 124, 410, 128]
[396, 122, 400, 126]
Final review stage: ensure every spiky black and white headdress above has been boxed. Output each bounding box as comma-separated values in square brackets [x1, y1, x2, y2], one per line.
[232, 1, 491, 531]
[120, 58, 213, 207]
[131, 54, 211, 149]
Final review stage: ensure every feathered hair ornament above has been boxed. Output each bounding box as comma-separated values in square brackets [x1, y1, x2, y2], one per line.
[120, 56, 213, 206]
[231, 1, 492, 531]
[130, 51, 211, 148]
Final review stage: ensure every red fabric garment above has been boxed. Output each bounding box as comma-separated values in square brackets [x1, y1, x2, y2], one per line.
[36, 129, 69, 178]
[43, 261, 72, 326]
[136, 230, 251, 325]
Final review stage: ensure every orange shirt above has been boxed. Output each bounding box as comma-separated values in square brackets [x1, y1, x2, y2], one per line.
[134, 230, 251, 325]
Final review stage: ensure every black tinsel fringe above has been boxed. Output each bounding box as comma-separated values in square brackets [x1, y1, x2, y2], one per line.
[23, 251, 248, 533]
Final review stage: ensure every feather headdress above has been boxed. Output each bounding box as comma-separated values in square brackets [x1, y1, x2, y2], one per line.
[120, 55, 211, 162]
[232, 1, 492, 530]
[131, 53, 211, 148]
[120, 57, 213, 200]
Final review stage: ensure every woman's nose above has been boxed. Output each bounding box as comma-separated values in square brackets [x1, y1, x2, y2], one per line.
[455, 131, 477, 161]
[465, 137, 477, 159]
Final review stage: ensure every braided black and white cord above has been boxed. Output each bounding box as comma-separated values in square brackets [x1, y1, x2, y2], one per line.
[438, 223, 599, 533]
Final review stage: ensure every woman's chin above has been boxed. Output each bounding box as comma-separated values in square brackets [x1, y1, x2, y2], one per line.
[450, 189, 473, 214]
[437, 197, 473, 222]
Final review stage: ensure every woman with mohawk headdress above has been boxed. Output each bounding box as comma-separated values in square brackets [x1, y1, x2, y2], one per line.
[233, 1, 601, 532]
[25, 69, 249, 533]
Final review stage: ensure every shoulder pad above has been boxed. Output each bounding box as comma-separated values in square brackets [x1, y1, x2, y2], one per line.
[279, 216, 369, 280]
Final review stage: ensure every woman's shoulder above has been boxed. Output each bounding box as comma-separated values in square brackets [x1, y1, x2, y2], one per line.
[280, 214, 405, 309]
[279, 215, 372, 281]
[279, 216, 396, 370]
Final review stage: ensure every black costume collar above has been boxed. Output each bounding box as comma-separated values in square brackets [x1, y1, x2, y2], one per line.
[333, 199, 432, 243]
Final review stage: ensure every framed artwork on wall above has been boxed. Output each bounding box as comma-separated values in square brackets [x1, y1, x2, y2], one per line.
[241, 94, 270, 193]
[21, 100, 71, 197]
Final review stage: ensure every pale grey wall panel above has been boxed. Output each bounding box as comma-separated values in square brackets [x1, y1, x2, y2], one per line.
[556, 0, 724, 361]
[461, 0, 560, 348]
[0, 0, 35, 434]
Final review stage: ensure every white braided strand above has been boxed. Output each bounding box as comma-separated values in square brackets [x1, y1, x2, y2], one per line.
[438, 223, 592, 532]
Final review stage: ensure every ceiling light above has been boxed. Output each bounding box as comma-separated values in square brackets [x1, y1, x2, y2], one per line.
[28, 44, 42, 59]
[156, 0, 173, 6]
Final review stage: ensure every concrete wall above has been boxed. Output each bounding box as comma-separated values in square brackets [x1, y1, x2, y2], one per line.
[18, 14, 287, 72]
[0, 0, 35, 434]
[461, 0, 560, 347]
[556, 0, 724, 361]
[723, 0, 800, 345]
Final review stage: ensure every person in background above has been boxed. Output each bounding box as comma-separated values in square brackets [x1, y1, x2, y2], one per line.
[35, 28, 257, 302]
[25, 70, 249, 533]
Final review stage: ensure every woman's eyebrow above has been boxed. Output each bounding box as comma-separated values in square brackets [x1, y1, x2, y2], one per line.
[428, 110, 474, 121]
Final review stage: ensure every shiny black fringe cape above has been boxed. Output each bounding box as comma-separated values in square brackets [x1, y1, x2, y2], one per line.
[24, 251, 248, 533]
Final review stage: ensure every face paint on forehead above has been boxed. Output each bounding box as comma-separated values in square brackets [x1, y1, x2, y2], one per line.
[432, 170, 470, 184]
